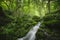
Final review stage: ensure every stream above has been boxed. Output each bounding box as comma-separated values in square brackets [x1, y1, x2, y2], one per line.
[18, 22, 41, 40]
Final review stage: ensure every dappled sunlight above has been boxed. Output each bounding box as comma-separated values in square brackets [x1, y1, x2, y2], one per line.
[34, 11, 40, 16]
[0, 0, 60, 40]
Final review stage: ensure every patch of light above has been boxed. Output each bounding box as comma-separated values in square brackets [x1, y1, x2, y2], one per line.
[46, 1, 48, 3]
[21, 0, 23, 3]
[41, 9, 45, 16]
[44, 5, 46, 8]
[51, 6, 54, 8]
[35, 11, 40, 16]
[40, 0, 42, 2]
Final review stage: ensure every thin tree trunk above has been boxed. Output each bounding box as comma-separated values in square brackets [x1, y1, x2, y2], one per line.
[47, 0, 50, 13]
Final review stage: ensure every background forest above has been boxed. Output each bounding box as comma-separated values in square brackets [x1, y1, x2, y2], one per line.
[0, 0, 60, 40]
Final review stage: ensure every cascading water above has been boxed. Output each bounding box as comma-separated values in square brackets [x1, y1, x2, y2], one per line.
[18, 22, 41, 40]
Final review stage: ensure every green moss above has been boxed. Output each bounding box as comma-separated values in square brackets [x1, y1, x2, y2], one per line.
[36, 10, 60, 40]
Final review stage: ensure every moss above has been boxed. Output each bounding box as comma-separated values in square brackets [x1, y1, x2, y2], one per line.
[36, 10, 60, 40]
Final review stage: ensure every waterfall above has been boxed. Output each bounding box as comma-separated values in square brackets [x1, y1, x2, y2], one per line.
[18, 22, 41, 40]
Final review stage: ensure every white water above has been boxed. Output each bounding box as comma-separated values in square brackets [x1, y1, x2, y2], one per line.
[18, 22, 41, 40]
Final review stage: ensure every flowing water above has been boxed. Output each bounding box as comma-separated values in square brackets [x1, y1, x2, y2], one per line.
[18, 22, 41, 40]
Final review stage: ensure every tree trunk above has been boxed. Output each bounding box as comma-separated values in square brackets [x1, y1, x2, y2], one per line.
[47, 0, 50, 13]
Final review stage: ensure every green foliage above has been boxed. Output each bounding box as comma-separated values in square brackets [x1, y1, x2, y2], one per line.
[36, 9, 60, 40]
[0, 12, 40, 40]
[0, 0, 60, 40]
